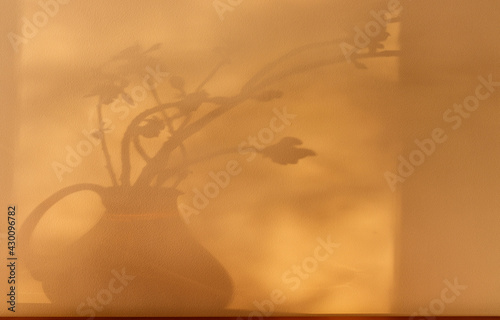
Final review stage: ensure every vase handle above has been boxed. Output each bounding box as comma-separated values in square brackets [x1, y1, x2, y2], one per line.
[19, 183, 105, 266]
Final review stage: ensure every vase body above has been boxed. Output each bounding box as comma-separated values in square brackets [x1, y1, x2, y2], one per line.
[27, 187, 233, 316]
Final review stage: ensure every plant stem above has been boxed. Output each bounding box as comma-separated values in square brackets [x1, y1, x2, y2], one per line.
[121, 47, 400, 188]
[195, 59, 227, 93]
[151, 87, 173, 129]
[133, 135, 151, 161]
[152, 86, 188, 163]
[120, 102, 182, 186]
[97, 101, 118, 186]
[249, 50, 401, 93]
[133, 95, 248, 187]
[241, 39, 343, 92]
[163, 147, 240, 177]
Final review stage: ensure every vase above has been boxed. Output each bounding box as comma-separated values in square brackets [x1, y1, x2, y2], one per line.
[21, 185, 233, 316]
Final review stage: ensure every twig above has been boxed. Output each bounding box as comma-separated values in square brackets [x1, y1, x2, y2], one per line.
[249, 50, 401, 93]
[119, 101, 183, 186]
[96, 101, 118, 186]
[195, 59, 227, 93]
[121, 47, 400, 187]
[133, 96, 242, 187]
[159, 146, 240, 181]
[133, 135, 151, 161]
[241, 39, 344, 92]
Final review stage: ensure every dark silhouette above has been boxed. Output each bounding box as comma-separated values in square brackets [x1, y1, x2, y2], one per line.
[20, 36, 399, 315]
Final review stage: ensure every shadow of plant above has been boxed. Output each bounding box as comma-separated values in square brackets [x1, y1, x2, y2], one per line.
[20, 33, 400, 314]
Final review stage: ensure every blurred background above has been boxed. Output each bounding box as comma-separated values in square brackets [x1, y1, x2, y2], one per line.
[0, 0, 499, 316]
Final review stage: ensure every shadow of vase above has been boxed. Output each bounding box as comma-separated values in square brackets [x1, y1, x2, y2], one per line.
[23, 186, 233, 315]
